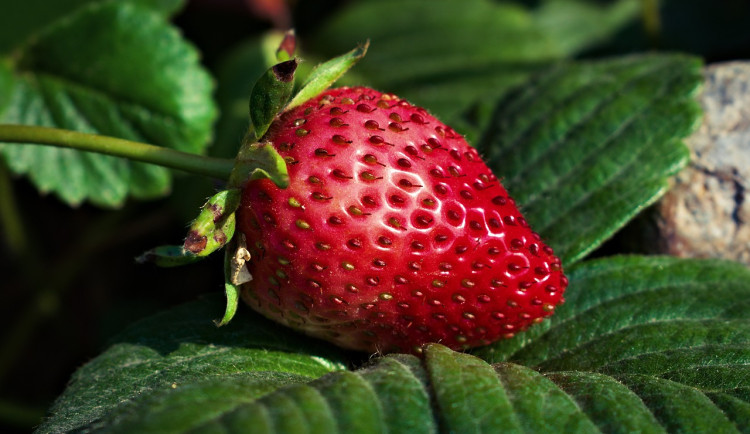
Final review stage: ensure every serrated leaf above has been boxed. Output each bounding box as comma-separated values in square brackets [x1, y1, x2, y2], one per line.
[547, 371, 663, 433]
[192, 354, 434, 434]
[37, 294, 348, 433]
[425, 344, 521, 433]
[478, 54, 702, 264]
[0, 2, 216, 207]
[474, 256, 750, 431]
[311, 0, 639, 123]
[493, 363, 599, 433]
[615, 374, 739, 433]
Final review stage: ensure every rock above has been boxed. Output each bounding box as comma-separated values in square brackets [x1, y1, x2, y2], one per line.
[656, 61, 750, 265]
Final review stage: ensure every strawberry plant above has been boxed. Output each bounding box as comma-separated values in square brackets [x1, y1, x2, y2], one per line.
[1, 0, 749, 433]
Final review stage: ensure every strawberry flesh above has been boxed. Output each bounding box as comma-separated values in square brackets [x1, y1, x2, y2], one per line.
[237, 87, 567, 354]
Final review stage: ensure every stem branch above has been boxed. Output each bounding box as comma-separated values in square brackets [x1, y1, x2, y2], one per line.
[0, 124, 234, 180]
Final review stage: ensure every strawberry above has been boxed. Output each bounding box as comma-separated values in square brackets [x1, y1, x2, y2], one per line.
[236, 86, 567, 354]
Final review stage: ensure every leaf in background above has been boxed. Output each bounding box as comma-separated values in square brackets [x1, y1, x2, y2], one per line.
[310, 0, 639, 124]
[478, 54, 702, 264]
[0, 0, 186, 55]
[41, 257, 750, 431]
[37, 294, 348, 433]
[0, 2, 216, 207]
[533, 0, 640, 56]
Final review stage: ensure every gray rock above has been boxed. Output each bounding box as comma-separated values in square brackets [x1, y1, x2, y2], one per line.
[656, 61, 750, 264]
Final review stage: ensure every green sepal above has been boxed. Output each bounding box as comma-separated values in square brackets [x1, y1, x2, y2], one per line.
[183, 189, 240, 257]
[250, 58, 299, 140]
[286, 41, 369, 111]
[215, 234, 252, 327]
[135, 245, 203, 268]
[228, 140, 289, 188]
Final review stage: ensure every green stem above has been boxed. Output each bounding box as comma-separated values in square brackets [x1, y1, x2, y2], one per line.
[0, 124, 235, 180]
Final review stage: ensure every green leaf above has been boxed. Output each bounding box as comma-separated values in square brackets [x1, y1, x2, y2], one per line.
[492, 363, 599, 433]
[37, 294, 348, 433]
[311, 0, 639, 122]
[478, 54, 702, 264]
[285, 42, 369, 111]
[533, 0, 641, 56]
[425, 344, 522, 433]
[547, 371, 663, 433]
[614, 374, 739, 433]
[43, 254, 750, 432]
[0, 2, 216, 207]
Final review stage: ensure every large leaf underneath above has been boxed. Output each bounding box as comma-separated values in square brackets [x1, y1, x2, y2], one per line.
[478, 54, 702, 264]
[41, 257, 750, 432]
[311, 0, 638, 123]
[37, 295, 348, 433]
[0, 2, 216, 207]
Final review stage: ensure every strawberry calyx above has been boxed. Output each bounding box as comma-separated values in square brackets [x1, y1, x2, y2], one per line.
[139, 32, 370, 326]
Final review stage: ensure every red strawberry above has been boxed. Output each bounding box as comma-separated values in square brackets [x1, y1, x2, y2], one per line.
[237, 86, 567, 354]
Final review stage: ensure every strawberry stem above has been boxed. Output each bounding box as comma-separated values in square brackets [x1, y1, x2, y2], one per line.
[0, 124, 235, 180]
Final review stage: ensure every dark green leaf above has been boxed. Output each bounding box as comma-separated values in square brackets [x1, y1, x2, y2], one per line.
[532, 0, 640, 56]
[201, 354, 434, 434]
[87, 373, 307, 433]
[37, 294, 348, 433]
[478, 54, 702, 264]
[474, 256, 750, 430]
[493, 363, 599, 433]
[311, 0, 638, 122]
[425, 344, 522, 433]
[475, 256, 750, 365]
[615, 374, 739, 433]
[547, 371, 663, 433]
[0, 2, 216, 207]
